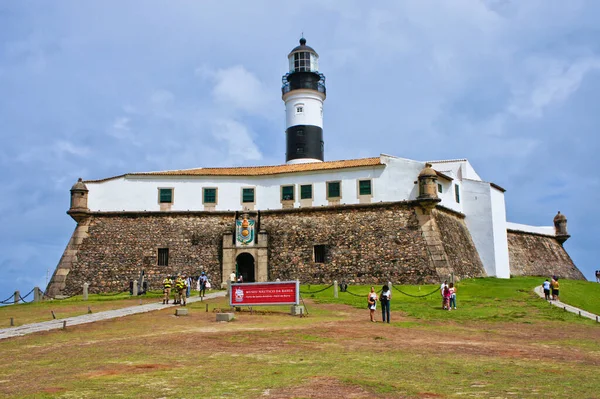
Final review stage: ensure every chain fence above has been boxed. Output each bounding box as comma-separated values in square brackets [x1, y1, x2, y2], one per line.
[392, 284, 440, 298]
[299, 284, 334, 295]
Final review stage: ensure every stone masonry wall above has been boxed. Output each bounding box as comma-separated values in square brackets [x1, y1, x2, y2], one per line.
[507, 230, 585, 280]
[260, 202, 482, 285]
[58, 212, 234, 295]
[432, 208, 486, 279]
[50, 202, 493, 295]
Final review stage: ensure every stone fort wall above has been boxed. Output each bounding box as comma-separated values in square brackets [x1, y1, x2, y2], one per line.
[48, 203, 549, 296]
[53, 212, 233, 295]
[507, 230, 584, 280]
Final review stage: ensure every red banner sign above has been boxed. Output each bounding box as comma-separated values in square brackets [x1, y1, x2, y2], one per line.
[229, 281, 299, 306]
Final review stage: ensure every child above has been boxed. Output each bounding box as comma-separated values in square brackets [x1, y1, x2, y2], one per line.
[449, 283, 457, 310]
[443, 285, 451, 311]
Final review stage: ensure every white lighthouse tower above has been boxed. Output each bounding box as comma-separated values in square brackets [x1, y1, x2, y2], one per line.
[282, 37, 326, 164]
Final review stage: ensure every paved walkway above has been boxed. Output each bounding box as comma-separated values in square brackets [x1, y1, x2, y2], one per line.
[533, 286, 599, 322]
[0, 291, 227, 340]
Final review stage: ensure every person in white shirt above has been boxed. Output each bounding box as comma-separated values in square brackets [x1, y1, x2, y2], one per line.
[380, 285, 391, 323]
[542, 279, 551, 300]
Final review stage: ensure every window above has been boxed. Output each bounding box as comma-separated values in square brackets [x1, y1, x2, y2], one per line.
[296, 146, 304, 154]
[296, 106, 304, 113]
[158, 248, 169, 266]
[281, 185, 294, 201]
[159, 188, 173, 203]
[455, 184, 460, 203]
[300, 184, 312, 200]
[327, 181, 341, 199]
[242, 188, 255, 203]
[438, 183, 443, 193]
[358, 180, 372, 196]
[293, 51, 311, 72]
[314, 245, 326, 263]
[203, 188, 217, 204]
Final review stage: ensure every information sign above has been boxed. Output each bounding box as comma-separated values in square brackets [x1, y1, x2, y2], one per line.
[229, 281, 299, 306]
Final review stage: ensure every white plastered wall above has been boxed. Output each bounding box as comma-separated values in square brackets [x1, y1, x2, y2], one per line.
[461, 179, 510, 278]
[86, 154, 472, 213]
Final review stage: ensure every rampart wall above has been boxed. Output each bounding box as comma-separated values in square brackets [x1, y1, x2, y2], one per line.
[507, 230, 584, 280]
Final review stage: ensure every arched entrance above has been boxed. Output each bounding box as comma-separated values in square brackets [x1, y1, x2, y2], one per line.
[236, 253, 255, 283]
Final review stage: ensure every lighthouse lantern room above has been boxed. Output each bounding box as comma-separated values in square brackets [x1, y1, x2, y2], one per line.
[282, 38, 326, 164]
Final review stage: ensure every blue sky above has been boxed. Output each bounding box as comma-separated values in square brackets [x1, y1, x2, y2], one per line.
[1, 1, 599, 298]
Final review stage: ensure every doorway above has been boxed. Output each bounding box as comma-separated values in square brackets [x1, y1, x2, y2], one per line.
[236, 253, 255, 283]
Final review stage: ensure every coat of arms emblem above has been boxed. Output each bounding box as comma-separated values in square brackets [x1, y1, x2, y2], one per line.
[235, 214, 255, 246]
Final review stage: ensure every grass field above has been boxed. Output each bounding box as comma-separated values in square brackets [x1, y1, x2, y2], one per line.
[1, 278, 599, 398]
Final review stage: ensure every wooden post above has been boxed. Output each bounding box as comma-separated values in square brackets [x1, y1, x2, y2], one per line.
[334, 280, 338, 298]
[34, 287, 41, 303]
[10, 317, 14, 326]
[14, 291, 19, 305]
[51, 311, 56, 319]
[88, 306, 92, 314]
[83, 283, 89, 301]
[132, 280, 138, 296]
[62, 321, 67, 329]
[206, 304, 208, 312]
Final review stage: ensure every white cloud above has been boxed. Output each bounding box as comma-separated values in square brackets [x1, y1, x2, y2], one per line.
[211, 119, 262, 162]
[508, 57, 600, 118]
[210, 65, 271, 114]
[108, 116, 141, 146]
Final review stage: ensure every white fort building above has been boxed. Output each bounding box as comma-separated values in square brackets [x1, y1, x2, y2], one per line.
[49, 38, 581, 296]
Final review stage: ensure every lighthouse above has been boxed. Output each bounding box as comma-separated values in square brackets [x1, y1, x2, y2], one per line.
[282, 38, 326, 164]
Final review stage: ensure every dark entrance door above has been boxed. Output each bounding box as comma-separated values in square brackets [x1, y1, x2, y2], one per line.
[236, 253, 255, 283]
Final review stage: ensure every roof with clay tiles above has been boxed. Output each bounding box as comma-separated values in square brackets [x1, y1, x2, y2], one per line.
[85, 157, 384, 183]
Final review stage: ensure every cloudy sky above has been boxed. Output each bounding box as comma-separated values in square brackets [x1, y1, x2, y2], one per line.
[1, 1, 599, 299]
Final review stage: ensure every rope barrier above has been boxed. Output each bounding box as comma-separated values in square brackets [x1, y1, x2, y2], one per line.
[18, 294, 31, 304]
[392, 285, 440, 298]
[96, 289, 130, 296]
[20, 288, 35, 300]
[0, 293, 15, 303]
[343, 288, 365, 297]
[299, 284, 334, 294]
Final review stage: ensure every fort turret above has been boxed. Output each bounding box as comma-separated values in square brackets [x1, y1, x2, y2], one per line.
[553, 211, 570, 244]
[68, 178, 89, 222]
[417, 163, 441, 213]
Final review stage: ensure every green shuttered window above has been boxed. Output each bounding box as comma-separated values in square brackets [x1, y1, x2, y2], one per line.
[159, 188, 173, 203]
[282, 185, 294, 201]
[242, 188, 255, 203]
[327, 181, 341, 198]
[359, 180, 372, 196]
[455, 184, 460, 203]
[203, 188, 217, 204]
[300, 184, 312, 200]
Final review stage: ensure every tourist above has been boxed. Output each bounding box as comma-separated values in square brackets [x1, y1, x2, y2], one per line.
[449, 283, 457, 310]
[230, 270, 236, 282]
[199, 271, 208, 299]
[379, 285, 391, 323]
[162, 276, 172, 305]
[596, 270, 600, 283]
[443, 284, 451, 311]
[542, 279, 551, 300]
[440, 280, 448, 309]
[551, 277, 560, 301]
[367, 286, 378, 322]
[238, 274, 244, 284]
[186, 276, 192, 298]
